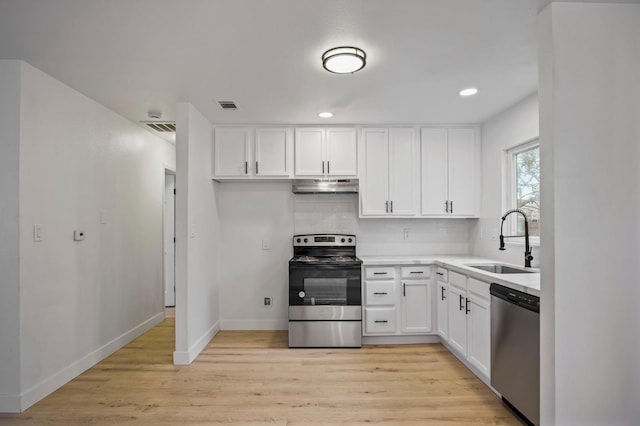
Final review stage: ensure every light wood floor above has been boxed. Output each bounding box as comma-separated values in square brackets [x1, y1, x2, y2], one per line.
[0, 318, 520, 425]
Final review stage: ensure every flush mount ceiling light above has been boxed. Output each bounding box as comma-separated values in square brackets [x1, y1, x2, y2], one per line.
[459, 87, 479, 97]
[322, 46, 366, 74]
[318, 112, 333, 118]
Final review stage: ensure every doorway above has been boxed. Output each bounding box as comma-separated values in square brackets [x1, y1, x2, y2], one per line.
[164, 170, 176, 309]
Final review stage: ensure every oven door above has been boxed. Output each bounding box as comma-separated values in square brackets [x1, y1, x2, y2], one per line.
[289, 264, 361, 307]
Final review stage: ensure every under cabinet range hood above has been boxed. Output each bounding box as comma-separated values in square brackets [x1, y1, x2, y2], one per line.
[292, 179, 359, 194]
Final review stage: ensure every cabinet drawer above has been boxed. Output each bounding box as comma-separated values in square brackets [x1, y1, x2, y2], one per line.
[364, 307, 397, 334]
[400, 266, 431, 279]
[467, 277, 490, 300]
[365, 267, 396, 279]
[449, 271, 467, 290]
[435, 267, 448, 282]
[365, 281, 396, 306]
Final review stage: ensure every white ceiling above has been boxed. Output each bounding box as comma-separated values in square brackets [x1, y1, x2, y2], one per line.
[0, 0, 538, 134]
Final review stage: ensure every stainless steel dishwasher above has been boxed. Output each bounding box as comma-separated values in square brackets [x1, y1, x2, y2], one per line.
[490, 283, 540, 426]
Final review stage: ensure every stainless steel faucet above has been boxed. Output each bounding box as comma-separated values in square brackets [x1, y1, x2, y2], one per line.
[499, 209, 534, 268]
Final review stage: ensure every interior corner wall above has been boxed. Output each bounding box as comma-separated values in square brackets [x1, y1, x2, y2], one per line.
[469, 93, 540, 266]
[174, 103, 220, 364]
[539, 3, 640, 424]
[0, 60, 23, 413]
[14, 61, 176, 411]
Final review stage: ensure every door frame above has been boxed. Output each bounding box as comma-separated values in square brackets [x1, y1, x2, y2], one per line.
[163, 167, 176, 308]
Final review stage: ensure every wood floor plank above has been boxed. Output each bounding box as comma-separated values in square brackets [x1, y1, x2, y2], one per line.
[0, 318, 520, 425]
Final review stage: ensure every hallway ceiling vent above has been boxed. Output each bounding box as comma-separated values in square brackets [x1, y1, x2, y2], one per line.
[141, 121, 176, 132]
[218, 101, 238, 110]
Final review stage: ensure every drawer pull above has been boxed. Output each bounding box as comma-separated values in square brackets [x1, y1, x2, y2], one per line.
[459, 294, 464, 311]
[373, 292, 388, 295]
[373, 272, 387, 275]
[410, 271, 423, 274]
[436, 272, 444, 276]
[374, 320, 389, 324]
[465, 297, 470, 314]
[441, 287, 446, 300]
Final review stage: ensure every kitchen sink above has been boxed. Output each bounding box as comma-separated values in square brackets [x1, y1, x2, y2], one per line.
[465, 263, 537, 274]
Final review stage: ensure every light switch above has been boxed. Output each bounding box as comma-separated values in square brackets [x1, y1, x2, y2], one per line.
[262, 239, 270, 250]
[33, 224, 43, 242]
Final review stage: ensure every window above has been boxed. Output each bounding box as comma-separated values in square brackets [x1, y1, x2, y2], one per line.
[507, 140, 540, 239]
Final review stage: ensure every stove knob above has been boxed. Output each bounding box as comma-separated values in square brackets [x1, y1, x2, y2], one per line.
[348, 238, 353, 243]
[298, 291, 305, 299]
[341, 238, 346, 243]
[303, 238, 308, 243]
[296, 238, 301, 243]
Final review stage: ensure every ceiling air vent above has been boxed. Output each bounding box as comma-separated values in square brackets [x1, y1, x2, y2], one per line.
[218, 101, 238, 110]
[142, 121, 176, 132]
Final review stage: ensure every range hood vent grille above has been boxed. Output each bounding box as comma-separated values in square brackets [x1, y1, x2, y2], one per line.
[142, 121, 176, 132]
[292, 179, 359, 194]
[218, 101, 238, 110]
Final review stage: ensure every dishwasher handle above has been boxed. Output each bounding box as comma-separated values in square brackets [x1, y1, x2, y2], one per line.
[490, 283, 539, 313]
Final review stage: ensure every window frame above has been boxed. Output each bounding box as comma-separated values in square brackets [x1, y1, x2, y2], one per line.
[505, 139, 540, 246]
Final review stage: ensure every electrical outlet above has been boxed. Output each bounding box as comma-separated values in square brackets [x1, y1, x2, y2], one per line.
[33, 224, 43, 242]
[403, 228, 410, 240]
[263, 297, 272, 307]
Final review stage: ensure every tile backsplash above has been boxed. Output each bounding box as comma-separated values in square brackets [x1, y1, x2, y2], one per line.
[293, 194, 471, 256]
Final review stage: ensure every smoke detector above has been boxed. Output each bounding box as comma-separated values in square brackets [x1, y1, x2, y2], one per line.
[147, 110, 162, 120]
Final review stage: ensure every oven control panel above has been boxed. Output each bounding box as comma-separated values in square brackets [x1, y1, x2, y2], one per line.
[293, 234, 356, 247]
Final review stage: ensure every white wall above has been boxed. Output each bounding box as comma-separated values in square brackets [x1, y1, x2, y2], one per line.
[539, 3, 640, 424]
[174, 103, 220, 364]
[0, 61, 177, 412]
[0, 60, 23, 412]
[469, 94, 540, 266]
[216, 185, 470, 329]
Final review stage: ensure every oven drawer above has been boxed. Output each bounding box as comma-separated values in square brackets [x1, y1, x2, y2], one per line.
[365, 281, 396, 306]
[400, 266, 431, 279]
[364, 307, 397, 334]
[365, 267, 395, 279]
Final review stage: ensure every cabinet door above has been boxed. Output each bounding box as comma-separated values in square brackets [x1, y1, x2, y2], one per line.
[401, 280, 432, 334]
[361, 128, 390, 216]
[255, 128, 289, 177]
[326, 128, 357, 176]
[388, 128, 417, 216]
[213, 128, 251, 177]
[466, 283, 490, 378]
[420, 127, 448, 215]
[294, 128, 325, 176]
[447, 284, 467, 356]
[448, 128, 477, 216]
[436, 281, 448, 339]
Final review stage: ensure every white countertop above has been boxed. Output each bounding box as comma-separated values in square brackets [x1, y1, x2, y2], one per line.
[359, 255, 540, 297]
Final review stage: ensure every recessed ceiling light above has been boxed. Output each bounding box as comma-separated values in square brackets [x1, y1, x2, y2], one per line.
[318, 112, 333, 118]
[322, 46, 366, 74]
[459, 87, 479, 97]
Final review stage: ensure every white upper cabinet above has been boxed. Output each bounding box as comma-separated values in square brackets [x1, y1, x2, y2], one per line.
[213, 127, 291, 179]
[255, 128, 289, 176]
[360, 128, 418, 217]
[213, 127, 251, 177]
[421, 127, 478, 217]
[294, 127, 357, 177]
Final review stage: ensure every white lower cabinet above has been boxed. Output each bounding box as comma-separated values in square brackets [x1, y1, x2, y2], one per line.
[363, 265, 432, 336]
[444, 271, 491, 379]
[435, 268, 449, 340]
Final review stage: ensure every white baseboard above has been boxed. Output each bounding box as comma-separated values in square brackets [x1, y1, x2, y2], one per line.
[220, 319, 287, 330]
[19, 312, 165, 412]
[173, 320, 219, 365]
[363, 334, 440, 345]
[0, 393, 21, 413]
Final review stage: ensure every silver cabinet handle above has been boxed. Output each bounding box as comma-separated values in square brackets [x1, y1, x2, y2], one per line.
[445, 200, 449, 213]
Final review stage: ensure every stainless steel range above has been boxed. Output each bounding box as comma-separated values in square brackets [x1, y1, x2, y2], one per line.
[288, 234, 362, 348]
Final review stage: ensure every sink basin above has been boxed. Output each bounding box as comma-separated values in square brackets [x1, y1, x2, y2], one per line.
[465, 263, 537, 274]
